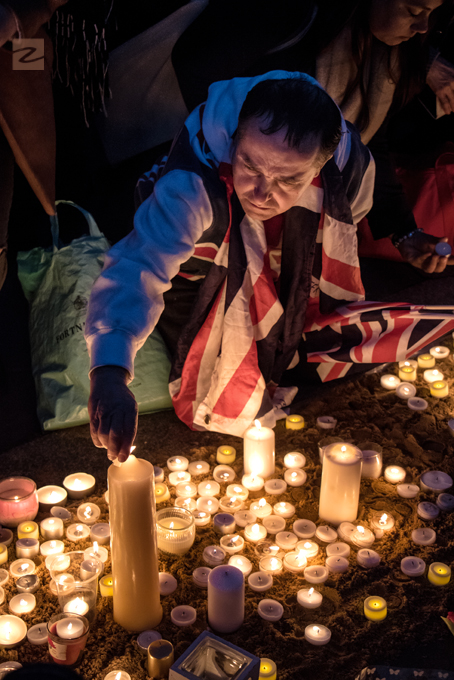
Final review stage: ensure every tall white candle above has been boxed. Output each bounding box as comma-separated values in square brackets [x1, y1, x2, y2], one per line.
[319, 443, 362, 526]
[108, 455, 162, 631]
[207, 565, 244, 633]
[243, 421, 275, 479]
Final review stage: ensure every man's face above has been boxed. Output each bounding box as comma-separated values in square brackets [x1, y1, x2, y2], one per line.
[232, 117, 324, 221]
[369, 0, 443, 46]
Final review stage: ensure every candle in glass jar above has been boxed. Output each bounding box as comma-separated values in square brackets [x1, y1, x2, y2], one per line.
[398, 362, 417, 381]
[319, 443, 362, 525]
[63, 474, 95, 500]
[285, 415, 305, 430]
[384, 466, 406, 484]
[417, 353, 435, 368]
[243, 420, 275, 479]
[0, 478, 39, 528]
[430, 380, 449, 398]
[156, 508, 195, 555]
[360, 445, 383, 479]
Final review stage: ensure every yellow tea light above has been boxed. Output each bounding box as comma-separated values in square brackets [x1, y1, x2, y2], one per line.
[364, 596, 387, 622]
[417, 353, 435, 368]
[17, 522, 39, 540]
[427, 562, 451, 586]
[99, 574, 113, 597]
[430, 381, 449, 399]
[398, 362, 416, 382]
[286, 415, 305, 430]
[0, 544, 7, 566]
[154, 484, 170, 503]
[216, 446, 236, 465]
[259, 658, 277, 680]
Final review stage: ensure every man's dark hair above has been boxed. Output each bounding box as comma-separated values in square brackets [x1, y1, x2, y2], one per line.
[236, 76, 343, 166]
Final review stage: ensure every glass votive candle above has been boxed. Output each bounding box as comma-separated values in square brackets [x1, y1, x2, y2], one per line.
[17, 521, 39, 540]
[216, 446, 236, 465]
[76, 503, 101, 526]
[40, 517, 64, 540]
[273, 502, 295, 520]
[304, 624, 331, 645]
[50, 552, 101, 624]
[234, 510, 257, 527]
[219, 496, 243, 513]
[203, 545, 226, 566]
[63, 474, 96, 500]
[264, 479, 287, 496]
[168, 471, 191, 487]
[155, 483, 170, 503]
[196, 497, 219, 515]
[198, 481, 220, 497]
[283, 550, 307, 573]
[293, 519, 317, 539]
[429, 346, 450, 359]
[384, 466, 406, 484]
[187, 461, 210, 476]
[166, 457, 189, 472]
[398, 362, 417, 381]
[0, 478, 39, 528]
[418, 353, 435, 368]
[275, 532, 298, 551]
[430, 380, 449, 398]
[226, 484, 249, 502]
[228, 555, 252, 578]
[284, 469, 307, 487]
[244, 523, 267, 543]
[286, 415, 305, 430]
[213, 466, 236, 484]
[16, 539, 39, 559]
[262, 516, 286, 535]
[174, 498, 197, 513]
[66, 523, 91, 542]
[0, 615, 27, 648]
[213, 513, 236, 535]
[380, 374, 401, 390]
[250, 498, 272, 518]
[156, 508, 195, 556]
[364, 596, 387, 622]
[241, 474, 264, 492]
[423, 368, 444, 383]
[298, 540, 320, 559]
[175, 482, 197, 499]
[283, 452, 306, 469]
[90, 523, 110, 546]
[427, 562, 451, 586]
[192, 511, 211, 527]
[297, 587, 322, 609]
[9, 593, 36, 615]
[40, 540, 65, 558]
[220, 534, 245, 555]
[47, 612, 89, 666]
[359, 442, 383, 479]
[10, 559, 35, 579]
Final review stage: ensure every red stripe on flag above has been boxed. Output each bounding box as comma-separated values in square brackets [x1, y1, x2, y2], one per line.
[193, 245, 218, 260]
[370, 316, 415, 363]
[211, 341, 262, 419]
[249, 263, 279, 325]
[322, 255, 364, 297]
[351, 321, 374, 363]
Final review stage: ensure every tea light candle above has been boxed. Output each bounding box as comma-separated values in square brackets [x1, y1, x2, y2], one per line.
[193, 511, 211, 527]
[319, 443, 362, 526]
[449, 419, 454, 437]
[196, 497, 220, 515]
[168, 471, 191, 486]
[273, 502, 295, 519]
[37, 485, 67, 512]
[293, 519, 316, 539]
[283, 550, 307, 573]
[17, 521, 39, 540]
[170, 605, 196, 627]
[63, 597, 90, 616]
[213, 466, 236, 484]
[50, 506, 72, 523]
[154, 483, 170, 503]
[63, 474, 95, 500]
[0, 569, 8, 586]
[317, 416, 337, 430]
[0, 544, 7, 566]
[84, 542, 109, 566]
[226, 484, 249, 502]
[15, 538, 39, 559]
[175, 482, 197, 499]
[104, 672, 131, 680]
[167, 457, 189, 472]
[326, 542, 349, 558]
[220, 534, 245, 555]
[417, 502, 439, 520]
[384, 466, 406, 484]
[0, 528, 13, 546]
[10, 559, 35, 578]
[187, 461, 210, 476]
[26, 623, 48, 645]
[262, 515, 286, 535]
[417, 353, 435, 368]
[423, 368, 444, 383]
[396, 382, 417, 400]
[66, 523, 91, 541]
[219, 496, 243, 513]
[259, 659, 277, 680]
[427, 562, 451, 586]
[357, 549, 381, 568]
[304, 624, 331, 645]
[244, 523, 267, 543]
[430, 346, 450, 359]
[76, 503, 101, 526]
[159, 572, 178, 596]
[360, 444, 383, 479]
[16, 574, 40, 593]
[284, 469, 307, 487]
[351, 526, 375, 548]
[228, 555, 252, 577]
[9, 593, 36, 615]
[216, 446, 236, 464]
[40, 539, 65, 557]
[408, 397, 428, 411]
[193, 567, 211, 588]
[99, 574, 113, 597]
[304, 565, 329, 584]
[397, 484, 419, 498]
[283, 452, 306, 469]
[275, 531, 298, 550]
[326, 556, 349, 573]
[90, 523, 110, 545]
[250, 498, 272, 518]
[315, 525, 338, 543]
[203, 545, 226, 566]
[401, 556, 425, 577]
[258, 556, 283, 575]
[198, 480, 220, 497]
[420, 471, 452, 493]
[370, 512, 395, 534]
[264, 479, 287, 496]
[380, 374, 401, 390]
[430, 380, 449, 398]
[364, 596, 387, 621]
[0, 615, 27, 647]
[286, 414, 305, 430]
[337, 522, 356, 544]
[175, 498, 197, 512]
[154, 467, 164, 483]
[257, 599, 283, 622]
[412, 527, 436, 545]
[398, 362, 417, 381]
[242, 474, 264, 492]
[297, 587, 322, 609]
[213, 513, 236, 535]
[436, 493, 454, 511]
[248, 572, 273, 592]
[136, 629, 162, 655]
[40, 517, 64, 540]
[234, 510, 257, 527]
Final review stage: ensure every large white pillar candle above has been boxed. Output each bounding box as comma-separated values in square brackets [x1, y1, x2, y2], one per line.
[319, 443, 362, 526]
[243, 421, 275, 479]
[207, 565, 244, 633]
[108, 455, 162, 631]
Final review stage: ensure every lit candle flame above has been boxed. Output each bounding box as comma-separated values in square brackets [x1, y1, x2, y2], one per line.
[49, 519, 54, 525]
[232, 536, 238, 543]
[254, 419, 262, 430]
[258, 498, 266, 507]
[76, 524, 83, 532]
[73, 478, 83, 489]
[84, 507, 92, 518]
[50, 491, 58, 501]
[341, 445, 347, 452]
[175, 458, 181, 464]
[379, 513, 387, 525]
[5, 622, 11, 640]
[291, 472, 297, 478]
[206, 483, 211, 490]
[185, 485, 191, 491]
[115, 674, 122, 680]
[196, 464, 202, 469]
[304, 542, 312, 549]
[93, 541, 99, 554]
[314, 626, 320, 634]
[309, 587, 314, 597]
[252, 524, 260, 534]
[67, 623, 73, 633]
[270, 558, 278, 568]
[279, 502, 286, 508]
[169, 522, 174, 529]
[19, 599, 27, 606]
[357, 526, 365, 534]
[50, 541, 56, 548]
[234, 486, 242, 493]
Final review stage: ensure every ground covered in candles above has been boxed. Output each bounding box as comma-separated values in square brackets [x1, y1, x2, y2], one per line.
[1, 345, 454, 679]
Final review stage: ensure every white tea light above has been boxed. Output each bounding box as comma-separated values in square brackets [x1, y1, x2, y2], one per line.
[264, 479, 287, 496]
[423, 369, 444, 383]
[62, 473, 95, 500]
[303, 566, 329, 584]
[293, 519, 316, 539]
[166, 457, 189, 472]
[90, 523, 110, 546]
[213, 513, 236, 535]
[326, 542, 349, 558]
[9, 593, 36, 615]
[357, 549, 381, 568]
[297, 587, 322, 609]
[317, 416, 337, 430]
[241, 474, 265, 492]
[262, 516, 286, 535]
[196, 497, 219, 515]
[258, 556, 283, 575]
[170, 605, 196, 627]
[380, 374, 401, 390]
[284, 469, 307, 487]
[248, 571, 273, 592]
[168, 471, 191, 487]
[351, 526, 375, 548]
[325, 556, 349, 573]
[257, 599, 283, 622]
[273, 502, 295, 519]
[283, 452, 306, 469]
[66, 523, 91, 542]
[10, 559, 35, 579]
[76, 503, 100, 526]
[187, 460, 210, 476]
[337, 522, 356, 544]
[220, 534, 245, 555]
[420, 471, 452, 494]
[401, 556, 426, 577]
[192, 567, 211, 589]
[226, 484, 249, 502]
[250, 498, 272, 518]
[175, 482, 197, 499]
[228, 555, 252, 577]
[384, 466, 406, 484]
[203, 545, 226, 567]
[159, 572, 178, 596]
[396, 382, 417, 400]
[40, 517, 64, 540]
[234, 510, 257, 528]
[397, 484, 419, 499]
[213, 466, 236, 484]
[244, 523, 267, 543]
[417, 502, 439, 520]
[192, 511, 211, 527]
[411, 528, 436, 545]
[315, 525, 338, 543]
[304, 624, 331, 645]
[275, 532, 298, 551]
[407, 397, 428, 411]
[219, 496, 243, 513]
[283, 550, 307, 573]
[429, 346, 450, 359]
[436, 493, 454, 511]
[15, 538, 39, 559]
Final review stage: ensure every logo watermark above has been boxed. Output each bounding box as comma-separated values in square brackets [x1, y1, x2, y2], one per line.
[12, 38, 44, 70]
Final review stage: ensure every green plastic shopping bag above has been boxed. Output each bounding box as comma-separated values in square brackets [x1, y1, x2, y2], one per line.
[17, 201, 172, 430]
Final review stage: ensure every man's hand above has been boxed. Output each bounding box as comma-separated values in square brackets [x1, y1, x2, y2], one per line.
[427, 56, 454, 116]
[88, 365, 138, 463]
[398, 233, 454, 273]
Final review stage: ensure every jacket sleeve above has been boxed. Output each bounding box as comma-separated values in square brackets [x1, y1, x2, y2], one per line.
[85, 169, 213, 378]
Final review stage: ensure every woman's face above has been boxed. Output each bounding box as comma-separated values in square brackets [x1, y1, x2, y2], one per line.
[369, 0, 443, 46]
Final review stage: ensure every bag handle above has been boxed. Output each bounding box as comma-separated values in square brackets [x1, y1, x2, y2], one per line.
[50, 200, 103, 250]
